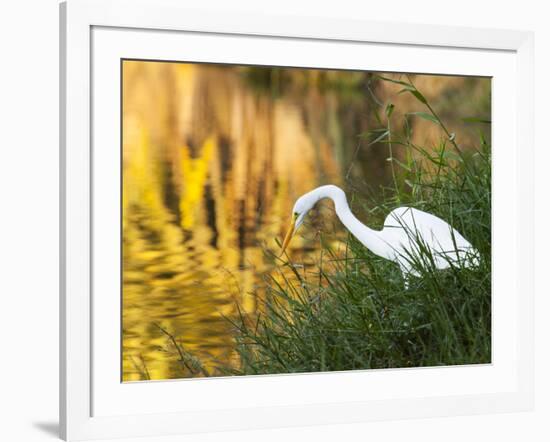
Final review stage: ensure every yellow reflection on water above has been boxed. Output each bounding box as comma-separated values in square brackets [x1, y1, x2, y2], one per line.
[122, 61, 490, 381]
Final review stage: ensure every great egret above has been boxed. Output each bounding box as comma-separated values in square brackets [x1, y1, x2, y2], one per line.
[280, 185, 479, 284]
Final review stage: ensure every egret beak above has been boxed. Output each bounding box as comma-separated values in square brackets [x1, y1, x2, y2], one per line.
[279, 214, 298, 257]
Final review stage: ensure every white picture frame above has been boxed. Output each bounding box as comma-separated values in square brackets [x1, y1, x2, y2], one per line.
[60, 0, 534, 440]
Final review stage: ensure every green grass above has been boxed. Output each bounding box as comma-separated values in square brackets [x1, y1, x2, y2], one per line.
[229, 75, 492, 375]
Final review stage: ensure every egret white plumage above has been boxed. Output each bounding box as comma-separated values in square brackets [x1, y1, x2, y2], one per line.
[280, 185, 479, 285]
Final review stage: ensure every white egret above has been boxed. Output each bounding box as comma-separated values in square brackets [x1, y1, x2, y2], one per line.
[280, 185, 479, 284]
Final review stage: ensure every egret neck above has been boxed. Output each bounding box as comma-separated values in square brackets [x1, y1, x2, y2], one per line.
[309, 185, 390, 260]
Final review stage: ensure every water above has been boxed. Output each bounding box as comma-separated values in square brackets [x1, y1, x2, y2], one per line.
[121, 61, 488, 381]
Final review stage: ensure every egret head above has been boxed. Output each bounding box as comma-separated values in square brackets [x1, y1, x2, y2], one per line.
[279, 192, 317, 256]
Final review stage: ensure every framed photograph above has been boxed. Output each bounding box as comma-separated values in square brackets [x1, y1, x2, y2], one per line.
[60, 0, 534, 440]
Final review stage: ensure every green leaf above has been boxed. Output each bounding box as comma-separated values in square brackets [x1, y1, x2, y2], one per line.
[376, 75, 413, 87]
[407, 112, 440, 125]
[385, 103, 395, 119]
[397, 87, 428, 105]
[392, 158, 412, 172]
[462, 117, 491, 124]
[409, 89, 428, 104]
[367, 129, 390, 146]
[397, 85, 416, 93]
[376, 140, 409, 147]
[358, 128, 384, 138]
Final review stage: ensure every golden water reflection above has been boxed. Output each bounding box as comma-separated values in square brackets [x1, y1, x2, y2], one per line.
[122, 61, 490, 381]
